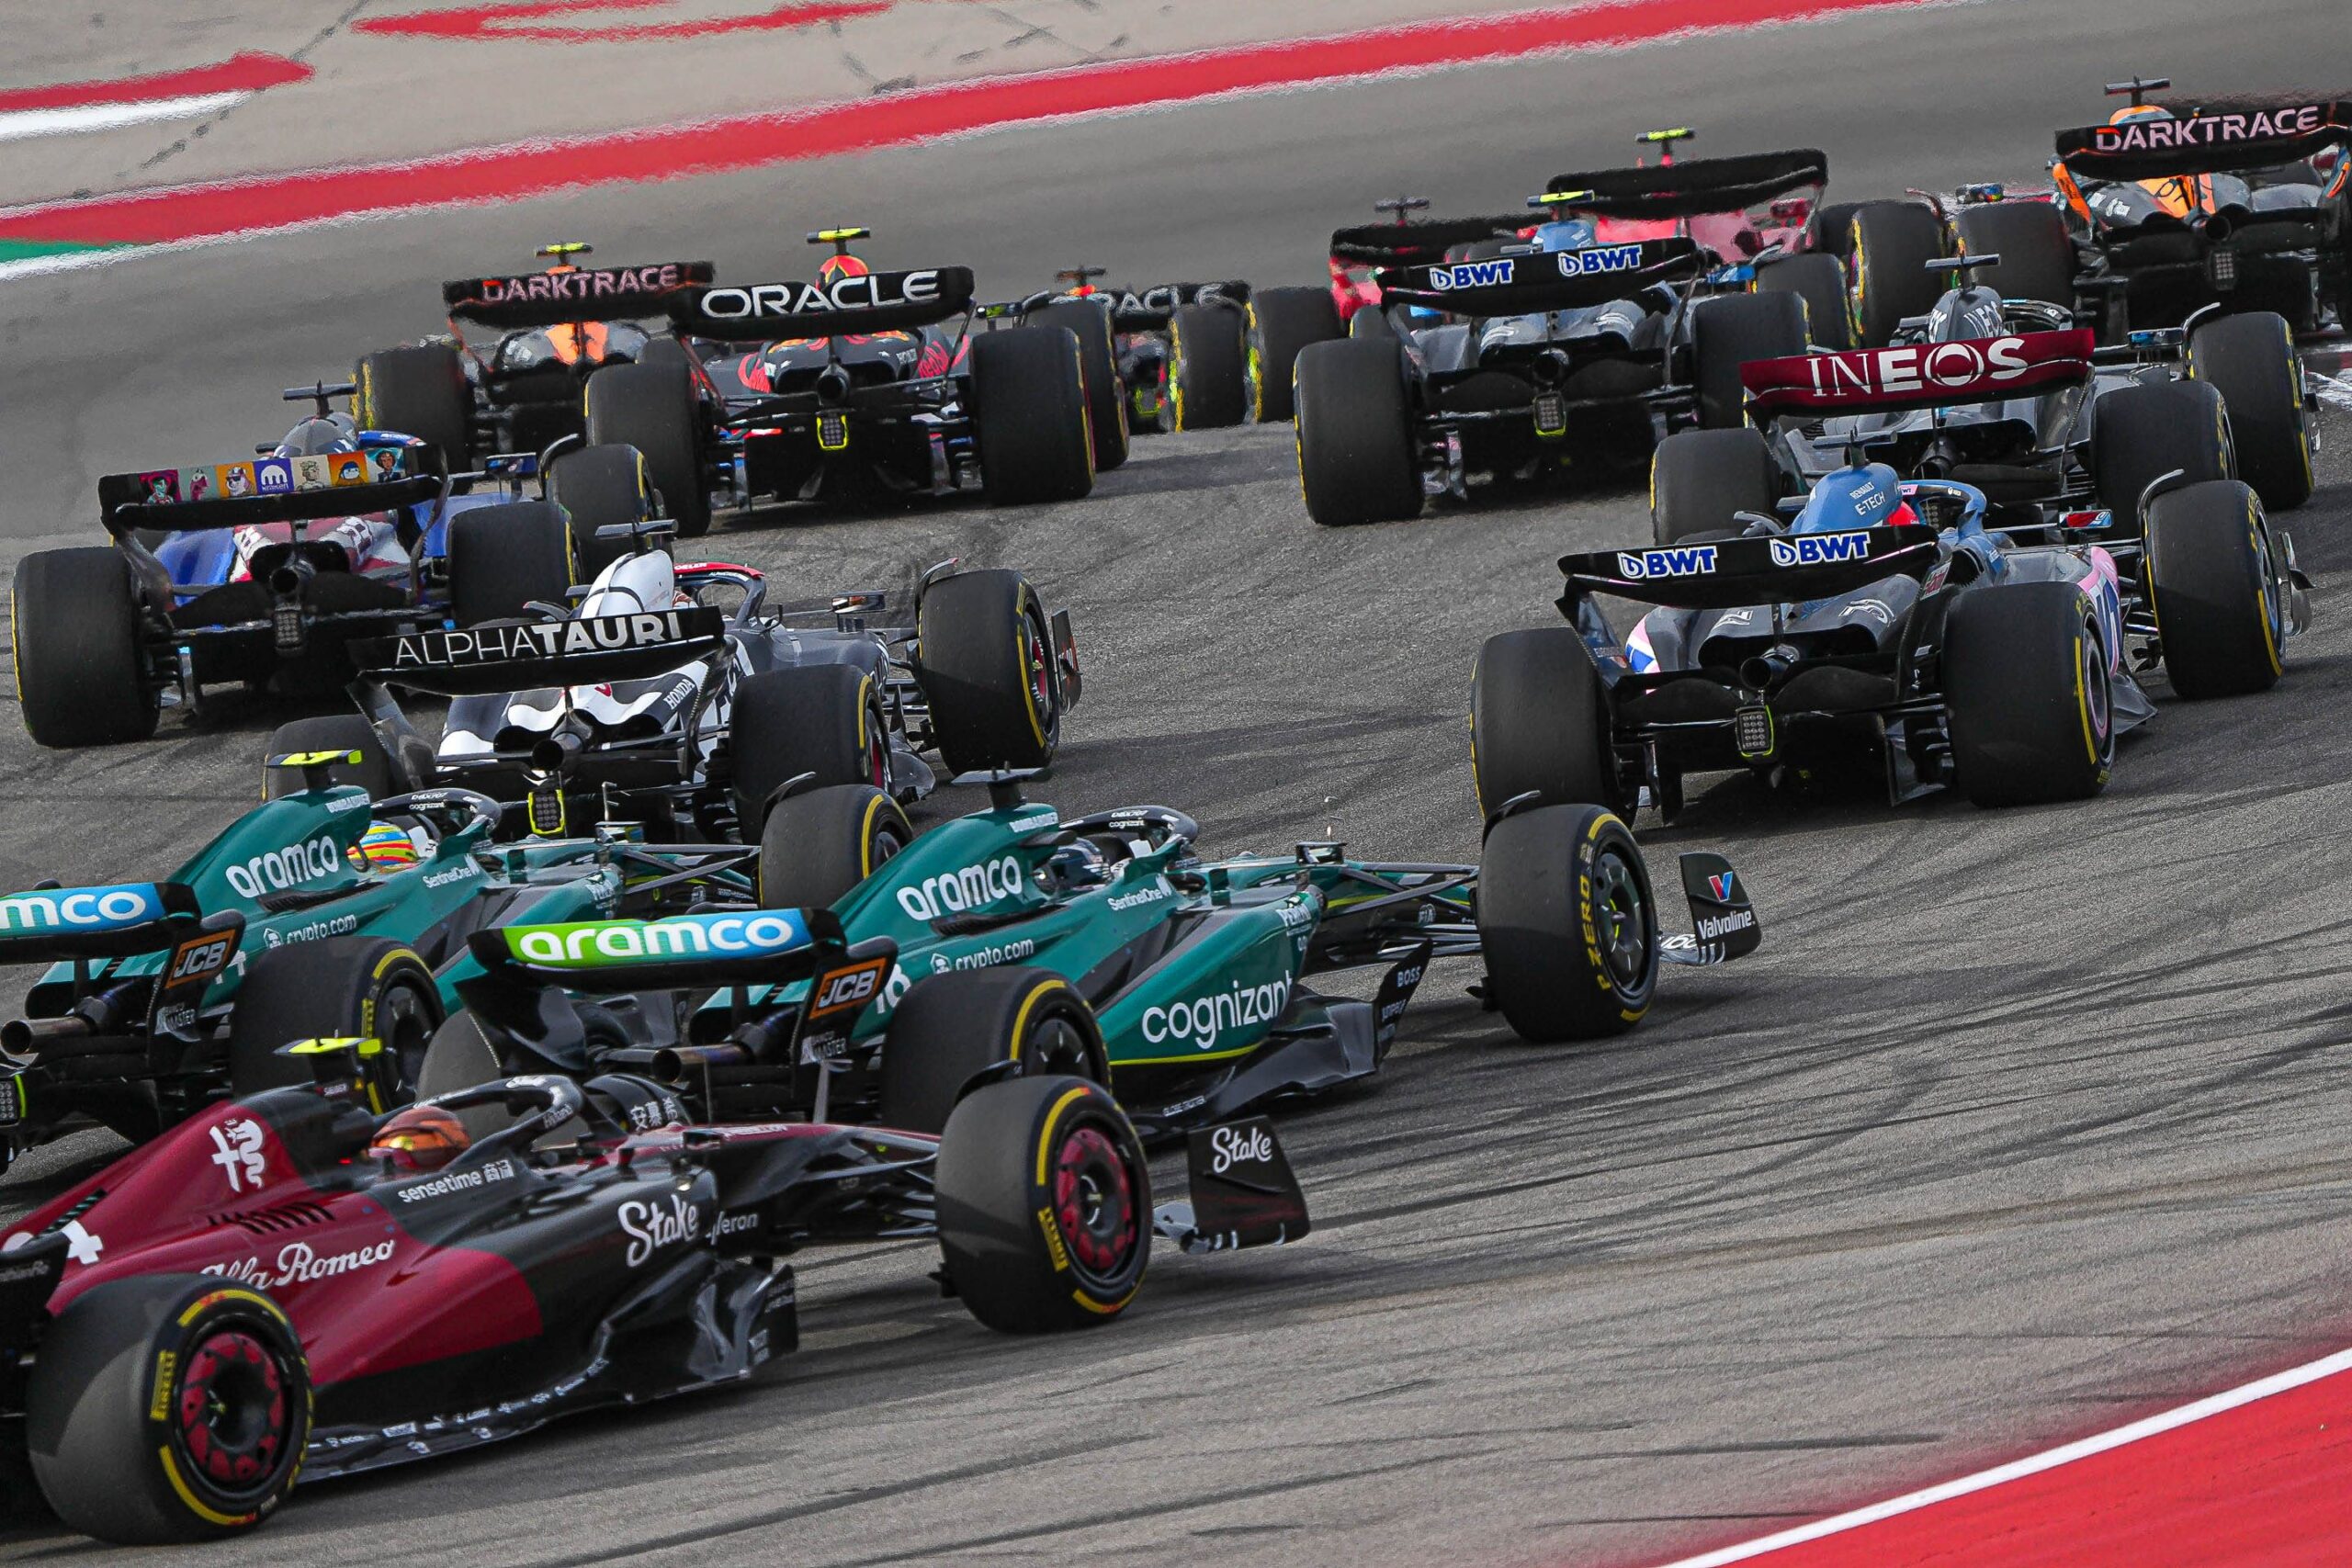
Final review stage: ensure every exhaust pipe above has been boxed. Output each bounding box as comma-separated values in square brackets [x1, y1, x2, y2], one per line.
[1740, 649, 1797, 692]
[651, 1043, 754, 1078]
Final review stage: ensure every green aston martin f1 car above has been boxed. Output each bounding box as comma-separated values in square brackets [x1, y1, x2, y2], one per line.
[0, 751, 763, 1166]
[418, 774, 1763, 1139]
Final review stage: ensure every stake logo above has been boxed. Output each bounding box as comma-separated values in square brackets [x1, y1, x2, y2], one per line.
[1617, 546, 1719, 581]
[1768, 531, 1872, 568]
[619, 1193, 701, 1268]
[1207, 1124, 1274, 1175]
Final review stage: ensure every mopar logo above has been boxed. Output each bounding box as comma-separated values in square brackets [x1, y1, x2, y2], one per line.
[1616, 547, 1718, 581]
[1768, 533, 1871, 568]
[1428, 258, 1515, 291]
[1142, 976, 1292, 1049]
[897, 856, 1024, 922]
[224, 837, 344, 901]
[1556, 243, 1643, 277]
[507, 910, 811, 967]
[0, 884, 162, 934]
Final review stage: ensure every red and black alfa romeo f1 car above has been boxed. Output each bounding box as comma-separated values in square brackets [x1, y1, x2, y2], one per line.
[0, 1054, 1302, 1544]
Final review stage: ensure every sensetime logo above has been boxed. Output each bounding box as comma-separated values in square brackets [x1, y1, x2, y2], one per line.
[505, 910, 811, 967]
[0, 883, 164, 934]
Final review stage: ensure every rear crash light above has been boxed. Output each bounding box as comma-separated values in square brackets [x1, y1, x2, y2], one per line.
[2208, 247, 2238, 290]
[1735, 705, 1775, 761]
[817, 412, 851, 451]
[271, 600, 304, 652]
[527, 787, 566, 837]
[1532, 389, 1568, 440]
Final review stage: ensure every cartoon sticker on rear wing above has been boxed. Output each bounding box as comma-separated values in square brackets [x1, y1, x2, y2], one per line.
[1374, 237, 1705, 317]
[98, 446, 445, 535]
[0, 882, 201, 963]
[349, 607, 729, 696]
[1557, 523, 1942, 610]
[1740, 330, 2097, 423]
[441, 261, 716, 329]
[2054, 100, 2352, 182]
[1538, 148, 1828, 222]
[669, 267, 978, 341]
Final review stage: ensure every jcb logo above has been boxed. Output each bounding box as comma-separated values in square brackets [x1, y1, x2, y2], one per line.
[809, 960, 888, 1017]
[168, 935, 233, 985]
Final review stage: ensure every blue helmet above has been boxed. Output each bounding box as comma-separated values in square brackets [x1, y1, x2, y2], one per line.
[1792, 463, 1915, 534]
[1532, 217, 1599, 253]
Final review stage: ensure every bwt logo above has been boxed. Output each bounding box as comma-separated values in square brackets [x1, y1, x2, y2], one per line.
[1768, 532, 1871, 568]
[1556, 243, 1642, 277]
[1428, 258, 1515, 291]
[1616, 546, 1718, 581]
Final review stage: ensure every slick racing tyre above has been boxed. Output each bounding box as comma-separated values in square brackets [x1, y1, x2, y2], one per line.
[446, 500, 575, 626]
[1294, 336, 1422, 525]
[1754, 252, 1857, 351]
[262, 715, 399, 800]
[935, 1075, 1148, 1332]
[28, 1274, 311, 1544]
[1942, 581, 2115, 807]
[1848, 200, 1949, 347]
[227, 937, 443, 1097]
[1029, 301, 1129, 472]
[355, 343, 472, 469]
[756, 783, 912, 909]
[583, 360, 710, 537]
[1248, 287, 1344, 422]
[729, 664, 889, 832]
[1470, 627, 1623, 818]
[1170, 301, 1249, 430]
[878, 968, 1108, 1136]
[2144, 479, 2287, 698]
[1652, 427, 1779, 546]
[2088, 378, 2232, 522]
[1690, 290, 1807, 429]
[1348, 306, 1396, 341]
[547, 441, 656, 581]
[1476, 804, 1657, 1041]
[2189, 310, 2313, 512]
[13, 547, 158, 748]
[915, 569, 1062, 775]
[970, 325, 1096, 505]
[1951, 199, 2078, 312]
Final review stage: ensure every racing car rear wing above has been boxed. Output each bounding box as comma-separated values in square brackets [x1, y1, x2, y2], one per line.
[0, 882, 201, 964]
[1558, 524, 1942, 610]
[2053, 99, 2352, 183]
[469, 906, 840, 994]
[1328, 214, 1529, 268]
[349, 606, 729, 696]
[97, 446, 447, 536]
[441, 261, 716, 329]
[1739, 329, 2096, 423]
[668, 268, 978, 341]
[1373, 238, 1704, 317]
[1537, 148, 1828, 221]
[1101, 281, 1248, 331]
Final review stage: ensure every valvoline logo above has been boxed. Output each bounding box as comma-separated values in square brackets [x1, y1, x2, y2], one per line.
[1708, 871, 1736, 901]
[1556, 243, 1643, 277]
[1428, 258, 1515, 291]
[1768, 532, 1871, 568]
[1617, 546, 1718, 581]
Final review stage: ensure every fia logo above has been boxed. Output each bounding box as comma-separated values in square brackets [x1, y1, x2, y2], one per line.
[209, 1118, 267, 1193]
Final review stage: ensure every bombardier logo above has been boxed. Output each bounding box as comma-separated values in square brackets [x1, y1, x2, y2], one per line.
[224, 835, 343, 901]
[1556, 243, 1643, 277]
[896, 856, 1024, 921]
[1617, 546, 1719, 581]
[1768, 532, 1871, 568]
[700, 269, 944, 320]
[1428, 258, 1515, 291]
[2089, 104, 2324, 154]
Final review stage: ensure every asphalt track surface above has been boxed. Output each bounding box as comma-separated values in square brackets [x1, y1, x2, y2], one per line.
[2, 2, 2350, 1563]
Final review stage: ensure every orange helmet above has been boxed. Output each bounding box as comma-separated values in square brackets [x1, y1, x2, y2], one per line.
[368, 1105, 471, 1172]
[2107, 105, 2207, 218]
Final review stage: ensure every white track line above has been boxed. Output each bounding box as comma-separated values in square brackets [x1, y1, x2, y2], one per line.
[0, 92, 246, 143]
[1646, 1344, 2352, 1568]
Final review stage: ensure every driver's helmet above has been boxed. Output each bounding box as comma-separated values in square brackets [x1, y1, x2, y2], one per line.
[2108, 103, 2201, 217]
[276, 412, 358, 457]
[817, 251, 871, 286]
[1532, 215, 1600, 253]
[347, 821, 422, 874]
[368, 1105, 470, 1172]
[1793, 463, 1917, 534]
[1043, 838, 1111, 891]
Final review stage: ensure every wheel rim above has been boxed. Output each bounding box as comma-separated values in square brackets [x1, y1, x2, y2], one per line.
[867, 707, 888, 790]
[2254, 526, 2285, 658]
[1052, 1122, 1139, 1281]
[1020, 614, 1056, 748]
[2079, 626, 2113, 752]
[1589, 848, 1650, 988]
[1026, 1013, 1093, 1077]
[379, 975, 439, 1086]
[175, 1326, 292, 1495]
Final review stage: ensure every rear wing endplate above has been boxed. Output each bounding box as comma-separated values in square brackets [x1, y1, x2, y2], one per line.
[1558, 524, 1941, 609]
